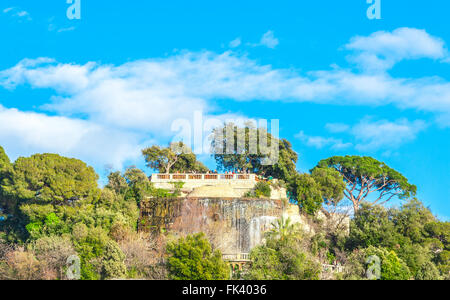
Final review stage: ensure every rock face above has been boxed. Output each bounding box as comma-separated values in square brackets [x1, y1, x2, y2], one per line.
[139, 197, 284, 253]
[139, 196, 350, 255]
[149, 173, 287, 200]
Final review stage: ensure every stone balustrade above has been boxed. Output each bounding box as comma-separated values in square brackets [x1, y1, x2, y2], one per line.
[150, 173, 256, 182]
[222, 253, 251, 262]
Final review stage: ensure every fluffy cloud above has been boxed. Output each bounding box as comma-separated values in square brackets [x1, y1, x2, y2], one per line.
[2, 29, 450, 125]
[345, 27, 448, 71]
[0, 105, 145, 168]
[296, 131, 352, 150]
[351, 118, 427, 151]
[299, 118, 426, 152]
[325, 123, 350, 133]
[2, 7, 31, 21]
[259, 31, 279, 49]
[0, 27, 449, 168]
[229, 38, 242, 48]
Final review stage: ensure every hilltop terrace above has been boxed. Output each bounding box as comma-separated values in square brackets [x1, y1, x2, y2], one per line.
[149, 173, 287, 200]
[150, 173, 257, 182]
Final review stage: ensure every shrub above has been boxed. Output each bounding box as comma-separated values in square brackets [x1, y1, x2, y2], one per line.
[344, 246, 411, 280]
[166, 233, 229, 280]
[245, 181, 272, 198]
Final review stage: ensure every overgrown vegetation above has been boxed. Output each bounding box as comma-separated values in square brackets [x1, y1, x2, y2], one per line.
[244, 181, 272, 198]
[0, 130, 448, 281]
[166, 233, 229, 280]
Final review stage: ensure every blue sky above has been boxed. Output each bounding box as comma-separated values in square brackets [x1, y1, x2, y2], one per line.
[0, 1, 449, 219]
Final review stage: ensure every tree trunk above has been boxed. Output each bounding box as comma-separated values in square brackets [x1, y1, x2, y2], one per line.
[353, 201, 359, 214]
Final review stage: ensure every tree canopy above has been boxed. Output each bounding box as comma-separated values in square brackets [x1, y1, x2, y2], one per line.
[142, 142, 208, 174]
[0, 145, 448, 281]
[345, 200, 447, 280]
[2, 153, 100, 207]
[211, 123, 297, 181]
[315, 156, 416, 213]
[166, 233, 229, 280]
[0, 146, 13, 213]
[288, 168, 345, 215]
[246, 219, 320, 280]
[289, 174, 323, 215]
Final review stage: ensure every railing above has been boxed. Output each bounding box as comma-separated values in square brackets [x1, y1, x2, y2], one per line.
[222, 253, 251, 262]
[152, 173, 255, 181]
[322, 264, 344, 273]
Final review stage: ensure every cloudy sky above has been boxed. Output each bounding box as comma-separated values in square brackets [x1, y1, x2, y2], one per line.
[0, 1, 449, 218]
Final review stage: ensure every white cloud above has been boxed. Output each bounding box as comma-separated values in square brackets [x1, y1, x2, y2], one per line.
[2, 36, 450, 128]
[259, 30, 279, 49]
[1, 27, 450, 167]
[2, 47, 450, 132]
[296, 131, 352, 150]
[229, 38, 241, 48]
[351, 118, 427, 151]
[325, 123, 350, 133]
[2, 7, 31, 21]
[299, 118, 426, 152]
[0, 58, 90, 92]
[346, 27, 448, 71]
[0, 105, 144, 168]
[57, 26, 76, 33]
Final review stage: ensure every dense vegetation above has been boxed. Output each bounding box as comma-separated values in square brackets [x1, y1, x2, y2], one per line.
[0, 126, 449, 280]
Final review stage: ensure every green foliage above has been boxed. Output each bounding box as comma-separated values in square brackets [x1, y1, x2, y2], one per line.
[142, 142, 207, 174]
[266, 216, 299, 241]
[288, 173, 323, 215]
[120, 167, 178, 204]
[171, 153, 209, 174]
[0, 146, 13, 210]
[368, 247, 411, 280]
[24, 212, 68, 240]
[346, 200, 448, 279]
[254, 181, 271, 198]
[211, 123, 298, 182]
[347, 203, 400, 249]
[5, 153, 100, 205]
[415, 261, 441, 280]
[246, 232, 321, 280]
[106, 171, 128, 195]
[101, 240, 127, 279]
[0, 144, 448, 281]
[166, 233, 229, 280]
[73, 226, 109, 280]
[245, 181, 272, 198]
[316, 156, 417, 212]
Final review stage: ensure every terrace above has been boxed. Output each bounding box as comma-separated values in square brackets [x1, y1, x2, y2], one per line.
[150, 173, 257, 182]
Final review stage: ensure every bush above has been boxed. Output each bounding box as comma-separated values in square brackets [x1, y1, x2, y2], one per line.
[245, 181, 272, 198]
[344, 246, 411, 280]
[416, 261, 441, 280]
[101, 240, 127, 279]
[246, 234, 321, 280]
[31, 235, 76, 279]
[166, 233, 229, 280]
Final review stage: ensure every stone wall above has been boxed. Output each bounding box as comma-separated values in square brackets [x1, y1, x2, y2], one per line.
[139, 197, 349, 255]
[150, 173, 287, 200]
[139, 197, 284, 253]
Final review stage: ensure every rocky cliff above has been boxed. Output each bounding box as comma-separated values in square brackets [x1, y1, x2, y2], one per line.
[139, 197, 285, 253]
